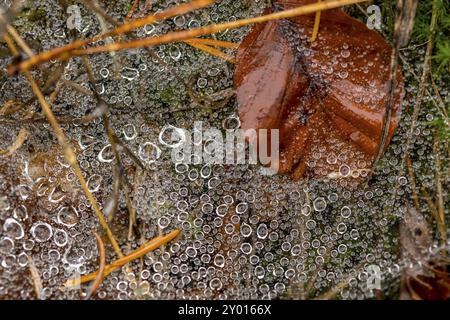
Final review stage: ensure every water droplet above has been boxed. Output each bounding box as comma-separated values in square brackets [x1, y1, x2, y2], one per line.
[57, 206, 79, 227]
[240, 223, 252, 237]
[122, 124, 137, 141]
[236, 202, 248, 214]
[13, 205, 28, 221]
[87, 174, 103, 192]
[186, 247, 197, 258]
[213, 254, 225, 268]
[313, 197, 327, 212]
[159, 125, 186, 149]
[339, 164, 350, 177]
[169, 45, 182, 61]
[3, 218, 24, 240]
[216, 204, 228, 217]
[157, 216, 170, 229]
[98, 144, 114, 163]
[121, 67, 139, 81]
[240, 243, 252, 255]
[139, 142, 161, 164]
[337, 223, 347, 234]
[257, 224, 268, 239]
[341, 50, 350, 58]
[144, 24, 155, 35]
[210, 278, 222, 290]
[31, 222, 53, 242]
[78, 134, 97, 150]
[341, 206, 352, 218]
[54, 229, 68, 247]
[0, 237, 14, 254]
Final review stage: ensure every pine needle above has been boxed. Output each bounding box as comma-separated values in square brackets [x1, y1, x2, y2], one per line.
[84, 233, 106, 300]
[7, 0, 216, 73]
[184, 40, 235, 63]
[65, 230, 181, 287]
[310, 0, 322, 42]
[184, 38, 239, 49]
[9, 0, 367, 72]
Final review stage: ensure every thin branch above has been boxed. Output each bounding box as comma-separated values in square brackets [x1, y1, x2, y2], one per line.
[73, 0, 367, 56]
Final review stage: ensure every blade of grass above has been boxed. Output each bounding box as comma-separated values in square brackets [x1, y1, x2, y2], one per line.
[405, 155, 420, 211]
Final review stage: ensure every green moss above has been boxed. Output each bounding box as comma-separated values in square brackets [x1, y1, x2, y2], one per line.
[434, 41, 450, 74]
[159, 87, 176, 104]
[28, 8, 47, 23]
[124, 1, 132, 14]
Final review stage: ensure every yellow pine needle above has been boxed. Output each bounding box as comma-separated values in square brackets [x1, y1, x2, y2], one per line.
[70, 0, 367, 55]
[111, 0, 214, 37]
[65, 230, 181, 287]
[310, 0, 322, 42]
[11, 0, 367, 72]
[7, 0, 216, 73]
[184, 40, 235, 63]
[85, 233, 106, 300]
[4, 28, 124, 259]
[6, 25, 34, 56]
[184, 38, 239, 49]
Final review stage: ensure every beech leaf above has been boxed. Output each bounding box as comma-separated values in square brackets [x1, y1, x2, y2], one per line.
[235, 0, 404, 181]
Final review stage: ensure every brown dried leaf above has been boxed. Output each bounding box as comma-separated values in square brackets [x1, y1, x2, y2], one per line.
[235, 0, 404, 181]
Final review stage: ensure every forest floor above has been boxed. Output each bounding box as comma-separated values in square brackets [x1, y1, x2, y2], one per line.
[0, 0, 448, 300]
